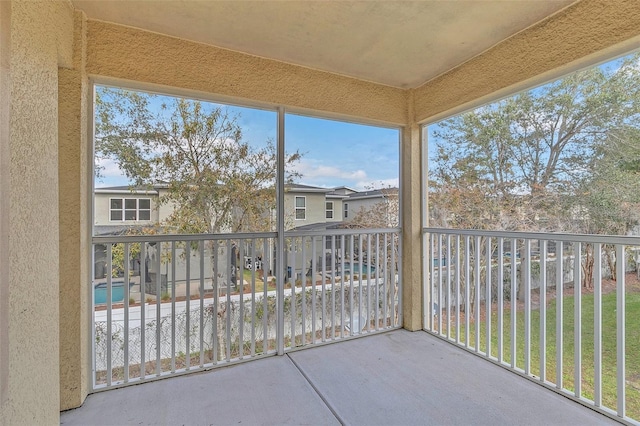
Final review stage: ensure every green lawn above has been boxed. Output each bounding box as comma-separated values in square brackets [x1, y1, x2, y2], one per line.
[441, 291, 640, 421]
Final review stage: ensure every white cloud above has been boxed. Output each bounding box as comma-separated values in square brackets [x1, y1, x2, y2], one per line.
[355, 177, 399, 191]
[292, 160, 367, 182]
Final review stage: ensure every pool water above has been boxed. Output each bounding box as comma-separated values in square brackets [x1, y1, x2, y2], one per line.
[94, 281, 125, 305]
[343, 262, 376, 275]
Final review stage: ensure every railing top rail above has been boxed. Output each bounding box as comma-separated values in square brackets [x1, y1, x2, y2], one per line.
[423, 227, 640, 246]
[285, 227, 400, 238]
[92, 231, 278, 244]
[92, 227, 401, 244]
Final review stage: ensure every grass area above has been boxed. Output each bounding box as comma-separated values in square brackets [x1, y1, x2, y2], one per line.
[440, 291, 640, 420]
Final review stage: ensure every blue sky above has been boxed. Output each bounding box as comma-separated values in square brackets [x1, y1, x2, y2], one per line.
[95, 90, 400, 191]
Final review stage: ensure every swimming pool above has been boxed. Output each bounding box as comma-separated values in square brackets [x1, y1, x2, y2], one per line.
[343, 262, 376, 275]
[94, 281, 126, 305]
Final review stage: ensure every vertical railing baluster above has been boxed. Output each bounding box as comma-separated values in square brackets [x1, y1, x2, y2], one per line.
[574, 242, 582, 397]
[301, 236, 307, 346]
[199, 240, 205, 367]
[446, 235, 451, 339]
[225, 240, 231, 362]
[366, 233, 372, 333]
[322, 236, 327, 341]
[485, 236, 492, 358]
[156, 241, 162, 376]
[524, 239, 531, 375]
[556, 241, 564, 390]
[250, 239, 256, 356]
[171, 242, 177, 372]
[358, 234, 363, 332]
[124, 243, 130, 382]
[438, 234, 443, 336]
[290, 237, 296, 348]
[510, 238, 517, 369]
[539, 240, 547, 383]
[349, 235, 354, 336]
[239, 239, 245, 356]
[497, 237, 504, 363]
[594, 243, 602, 407]
[397, 230, 403, 328]
[455, 234, 460, 344]
[341, 235, 346, 336]
[140, 242, 146, 379]
[384, 233, 388, 329]
[312, 236, 317, 342]
[212, 240, 218, 364]
[474, 236, 480, 352]
[375, 233, 380, 331]
[331, 235, 336, 340]
[185, 244, 191, 370]
[616, 243, 626, 418]
[464, 235, 470, 348]
[262, 238, 269, 354]
[106, 244, 113, 386]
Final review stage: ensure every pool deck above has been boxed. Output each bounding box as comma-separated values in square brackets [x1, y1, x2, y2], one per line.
[60, 329, 617, 426]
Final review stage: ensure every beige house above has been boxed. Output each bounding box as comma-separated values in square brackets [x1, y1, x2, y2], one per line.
[2, 1, 640, 424]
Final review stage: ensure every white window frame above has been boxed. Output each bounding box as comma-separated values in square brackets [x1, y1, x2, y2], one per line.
[109, 197, 151, 222]
[325, 201, 334, 219]
[295, 196, 306, 220]
[344, 202, 348, 219]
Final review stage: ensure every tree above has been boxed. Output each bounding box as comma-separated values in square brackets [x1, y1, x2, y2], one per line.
[430, 53, 640, 233]
[95, 87, 301, 235]
[429, 52, 640, 294]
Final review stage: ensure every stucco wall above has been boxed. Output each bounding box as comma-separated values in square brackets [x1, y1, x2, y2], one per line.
[85, 20, 408, 126]
[414, 0, 640, 124]
[1, 0, 74, 424]
[58, 8, 88, 411]
[285, 192, 327, 229]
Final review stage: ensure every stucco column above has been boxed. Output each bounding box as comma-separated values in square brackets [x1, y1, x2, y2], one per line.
[58, 10, 89, 411]
[0, 1, 74, 424]
[401, 90, 423, 331]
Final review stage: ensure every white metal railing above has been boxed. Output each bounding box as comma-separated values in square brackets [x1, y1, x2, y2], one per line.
[423, 228, 640, 424]
[91, 228, 401, 390]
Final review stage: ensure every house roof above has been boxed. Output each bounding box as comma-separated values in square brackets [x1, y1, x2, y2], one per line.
[71, 1, 576, 89]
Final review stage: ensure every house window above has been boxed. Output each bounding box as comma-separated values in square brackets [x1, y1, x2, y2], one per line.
[110, 198, 151, 221]
[344, 203, 348, 219]
[326, 201, 334, 219]
[295, 196, 306, 220]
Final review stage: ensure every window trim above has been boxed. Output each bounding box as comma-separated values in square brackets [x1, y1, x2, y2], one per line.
[325, 201, 334, 219]
[344, 202, 348, 219]
[294, 196, 306, 220]
[109, 197, 151, 222]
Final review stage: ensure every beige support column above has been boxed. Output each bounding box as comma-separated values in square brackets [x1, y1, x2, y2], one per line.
[0, 0, 11, 409]
[401, 90, 423, 331]
[59, 10, 89, 411]
[1, 1, 73, 424]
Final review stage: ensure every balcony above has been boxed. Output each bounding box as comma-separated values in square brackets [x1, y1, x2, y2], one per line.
[69, 227, 640, 424]
[61, 329, 613, 425]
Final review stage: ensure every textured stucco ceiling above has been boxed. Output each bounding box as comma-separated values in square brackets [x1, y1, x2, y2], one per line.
[72, 0, 576, 89]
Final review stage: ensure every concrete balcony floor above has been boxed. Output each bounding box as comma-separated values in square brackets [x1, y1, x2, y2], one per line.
[61, 330, 615, 425]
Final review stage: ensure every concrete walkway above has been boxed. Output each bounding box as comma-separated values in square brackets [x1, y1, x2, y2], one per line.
[61, 330, 617, 426]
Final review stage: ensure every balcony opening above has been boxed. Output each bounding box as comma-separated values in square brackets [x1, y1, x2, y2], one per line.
[424, 51, 640, 422]
[90, 85, 402, 390]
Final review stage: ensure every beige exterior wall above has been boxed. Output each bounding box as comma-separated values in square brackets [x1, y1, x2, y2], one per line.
[85, 20, 408, 126]
[285, 192, 328, 229]
[414, 0, 640, 124]
[1, 1, 74, 424]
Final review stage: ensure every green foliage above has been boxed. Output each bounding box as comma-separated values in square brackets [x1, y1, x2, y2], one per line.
[95, 88, 302, 234]
[430, 53, 640, 235]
